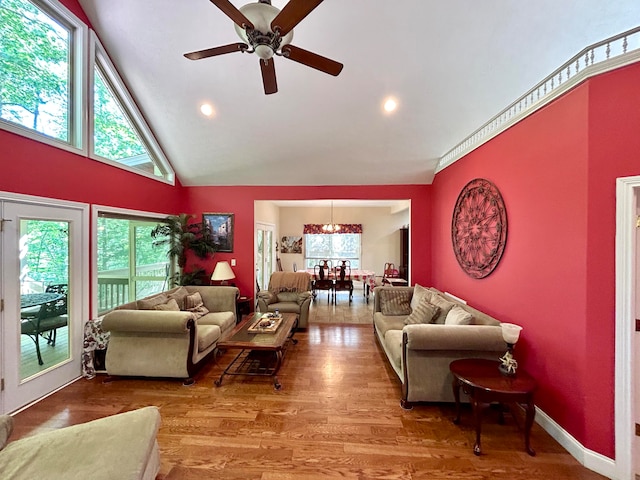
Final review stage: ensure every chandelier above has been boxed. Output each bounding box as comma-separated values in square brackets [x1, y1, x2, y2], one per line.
[322, 201, 340, 232]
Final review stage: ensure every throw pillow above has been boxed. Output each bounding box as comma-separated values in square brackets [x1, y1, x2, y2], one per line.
[184, 292, 210, 320]
[404, 296, 440, 325]
[167, 286, 190, 310]
[410, 283, 432, 311]
[137, 294, 168, 310]
[379, 289, 412, 316]
[445, 305, 474, 325]
[153, 298, 180, 311]
[0, 415, 13, 451]
[429, 294, 457, 324]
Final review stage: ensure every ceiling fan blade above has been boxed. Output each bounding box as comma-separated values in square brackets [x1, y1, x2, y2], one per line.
[210, 0, 254, 29]
[260, 58, 278, 95]
[270, 0, 323, 36]
[281, 44, 343, 76]
[184, 43, 248, 60]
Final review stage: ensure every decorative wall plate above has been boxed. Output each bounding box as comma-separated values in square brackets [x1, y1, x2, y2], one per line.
[451, 178, 507, 279]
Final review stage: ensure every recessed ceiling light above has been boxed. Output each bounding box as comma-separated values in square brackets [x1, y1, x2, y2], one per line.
[383, 97, 398, 113]
[200, 103, 214, 117]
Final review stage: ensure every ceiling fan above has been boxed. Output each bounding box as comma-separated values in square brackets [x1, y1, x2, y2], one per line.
[184, 0, 343, 95]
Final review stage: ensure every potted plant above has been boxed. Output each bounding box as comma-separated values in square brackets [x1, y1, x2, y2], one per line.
[151, 214, 216, 285]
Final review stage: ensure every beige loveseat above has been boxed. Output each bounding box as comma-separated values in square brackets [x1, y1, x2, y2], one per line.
[257, 272, 312, 328]
[0, 406, 161, 480]
[102, 285, 238, 384]
[374, 285, 505, 407]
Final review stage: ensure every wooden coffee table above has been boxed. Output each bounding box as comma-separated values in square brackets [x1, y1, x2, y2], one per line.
[214, 312, 298, 390]
[450, 358, 537, 456]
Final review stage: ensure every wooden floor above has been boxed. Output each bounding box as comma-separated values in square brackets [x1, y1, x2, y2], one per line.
[10, 288, 606, 479]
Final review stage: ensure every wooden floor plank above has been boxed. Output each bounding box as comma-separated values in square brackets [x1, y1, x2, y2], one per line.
[9, 293, 607, 479]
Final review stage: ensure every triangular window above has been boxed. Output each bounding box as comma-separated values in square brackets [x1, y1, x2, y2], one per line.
[91, 33, 174, 183]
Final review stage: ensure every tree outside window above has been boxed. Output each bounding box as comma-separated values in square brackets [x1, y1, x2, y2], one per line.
[0, 0, 70, 141]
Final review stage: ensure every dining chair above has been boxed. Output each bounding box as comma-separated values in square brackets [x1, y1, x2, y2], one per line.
[382, 262, 408, 286]
[333, 260, 354, 304]
[21, 296, 68, 365]
[312, 261, 334, 303]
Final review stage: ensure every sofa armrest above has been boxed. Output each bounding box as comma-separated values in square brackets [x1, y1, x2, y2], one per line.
[102, 310, 194, 334]
[403, 324, 504, 351]
[296, 291, 312, 305]
[257, 291, 276, 304]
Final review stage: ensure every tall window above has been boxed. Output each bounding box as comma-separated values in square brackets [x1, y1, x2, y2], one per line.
[0, 0, 80, 144]
[304, 233, 361, 269]
[97, 214, 171, 314]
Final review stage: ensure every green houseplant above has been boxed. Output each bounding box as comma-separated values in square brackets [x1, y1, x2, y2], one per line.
[151, 214, 216, 286]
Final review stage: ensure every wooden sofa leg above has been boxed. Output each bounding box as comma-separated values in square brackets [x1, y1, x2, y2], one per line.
[400, 399, 413, 410]
[183, 377, 195, 386]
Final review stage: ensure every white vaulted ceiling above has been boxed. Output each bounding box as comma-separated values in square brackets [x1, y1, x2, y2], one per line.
[77, 0, 640, 186]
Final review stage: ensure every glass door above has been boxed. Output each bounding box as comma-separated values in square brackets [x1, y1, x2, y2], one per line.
[1, 199, 87, 414]
[255, 223, 275, 292]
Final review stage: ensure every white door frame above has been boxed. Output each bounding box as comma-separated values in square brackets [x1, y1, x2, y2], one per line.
[615, 175, 639, 480]
[0, 191, 89, 414]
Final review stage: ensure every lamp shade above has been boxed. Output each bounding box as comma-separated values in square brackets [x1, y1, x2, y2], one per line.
[501, 323, 522, 344]
[211, 261, 236, 282]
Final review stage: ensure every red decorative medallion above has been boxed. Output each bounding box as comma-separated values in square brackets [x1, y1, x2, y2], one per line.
[451, 178, 507, 279]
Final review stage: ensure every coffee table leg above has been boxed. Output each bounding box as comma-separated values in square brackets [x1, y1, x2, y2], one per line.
[452, 377, 462, 425]
[524, 397, 536, 456]
[472, 395, 482, 456]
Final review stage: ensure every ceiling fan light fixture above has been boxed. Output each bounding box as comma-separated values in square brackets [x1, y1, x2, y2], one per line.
[234, 2, 294, 54]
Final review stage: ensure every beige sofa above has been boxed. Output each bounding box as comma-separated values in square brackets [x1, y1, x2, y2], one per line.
[373, 285, 505, 407]
[0, 406, 161, 480]
[102, 285, 238, 384]
[257, 272, 312, 328]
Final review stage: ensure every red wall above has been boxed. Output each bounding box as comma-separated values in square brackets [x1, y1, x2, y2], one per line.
[431, 62, 640, 458]
[584, 63, 640, 455]
[1, 131, 185, 212]
[183, 185, 432, 298]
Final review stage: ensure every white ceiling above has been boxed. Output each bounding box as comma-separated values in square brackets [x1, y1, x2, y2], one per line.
[76, 0, 640, 187]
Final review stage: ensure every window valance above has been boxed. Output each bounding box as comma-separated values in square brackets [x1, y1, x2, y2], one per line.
[303, 224, 363, 234]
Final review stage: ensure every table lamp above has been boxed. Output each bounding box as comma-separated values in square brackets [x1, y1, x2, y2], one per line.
[498, 323, 523, 376]
[210, 261, 236, 286]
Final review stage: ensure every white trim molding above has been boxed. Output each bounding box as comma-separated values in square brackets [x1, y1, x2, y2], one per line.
[615, 175, 640, 480]
[437, 27, 640, 173]
[535, 408, 617, 479]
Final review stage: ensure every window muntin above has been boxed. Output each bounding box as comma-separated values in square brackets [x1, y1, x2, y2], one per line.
[0, 0, 74, 143]
[304, 233, 361, 269]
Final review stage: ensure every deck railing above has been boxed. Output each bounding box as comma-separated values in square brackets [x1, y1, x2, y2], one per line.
[97, 263, 169, 313]
[437, 26, 640, 172]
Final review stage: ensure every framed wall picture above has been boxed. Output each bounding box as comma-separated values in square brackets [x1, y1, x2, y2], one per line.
[280, 236, 302, 254]
[203, 213, 234, 253]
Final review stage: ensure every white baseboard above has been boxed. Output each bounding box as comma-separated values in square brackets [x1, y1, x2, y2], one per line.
[535, 408, 617, 479]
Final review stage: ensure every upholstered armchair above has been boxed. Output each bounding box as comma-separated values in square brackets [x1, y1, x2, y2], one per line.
[257, 272, 312, 328]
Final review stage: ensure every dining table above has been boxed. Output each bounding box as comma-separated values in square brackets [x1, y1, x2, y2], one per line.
[306, 268, 376, 301]
[20, 292, 64, 318]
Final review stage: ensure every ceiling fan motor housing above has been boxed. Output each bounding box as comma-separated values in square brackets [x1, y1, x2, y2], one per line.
[234, 2, 293, 59]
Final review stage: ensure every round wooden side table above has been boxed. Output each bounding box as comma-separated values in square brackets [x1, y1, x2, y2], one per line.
[450, 358, 537, 456]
